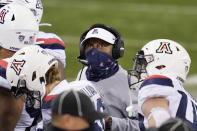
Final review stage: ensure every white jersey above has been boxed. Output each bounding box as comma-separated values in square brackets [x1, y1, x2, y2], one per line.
[36, 31, 66, 67]
[138, 74, 197, 131]
[41, 80, 105, 131]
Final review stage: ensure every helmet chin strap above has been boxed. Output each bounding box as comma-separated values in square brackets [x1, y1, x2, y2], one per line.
[40, 79, 46, 100]
[12, 75, 42, 110]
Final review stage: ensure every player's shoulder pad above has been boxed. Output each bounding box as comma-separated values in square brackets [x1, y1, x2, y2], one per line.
[140, 75, 174, 89]
[0, 60, 8, 79]
[42, 95, 56, 109]
[37, 32, 66, 50]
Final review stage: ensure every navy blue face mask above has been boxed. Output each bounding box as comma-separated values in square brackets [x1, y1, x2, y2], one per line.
[85, 48, 119, 82]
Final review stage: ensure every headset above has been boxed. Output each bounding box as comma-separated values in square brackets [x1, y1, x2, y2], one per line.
[78, 24, 124, 60]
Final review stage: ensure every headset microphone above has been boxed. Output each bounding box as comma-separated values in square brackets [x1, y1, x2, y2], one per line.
[77, 56, 89, 66]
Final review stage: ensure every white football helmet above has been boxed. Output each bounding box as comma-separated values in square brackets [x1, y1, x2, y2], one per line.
[0, 3, 39, 52]
[6, 45, 58, 99]
[0, 0, 43, 23]
[17, 0, 43, 24]
[132, 39, 191, 82]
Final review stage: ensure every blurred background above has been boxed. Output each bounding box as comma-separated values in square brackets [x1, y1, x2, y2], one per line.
[41, 0, 197, 97]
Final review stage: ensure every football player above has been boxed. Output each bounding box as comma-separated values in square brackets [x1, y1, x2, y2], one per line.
[6, 45, 106, 131]
[0, 2, 38, 87]
[128, 39, 195, 130]
[0, 0, 66, 79]
[6, 45, 60, 131]
[0, 3, 39, 130]
[0, 1, 66, 130]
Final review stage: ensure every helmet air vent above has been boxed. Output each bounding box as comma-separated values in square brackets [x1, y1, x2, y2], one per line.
[11, 15, 15, 21]
[176, 47, 180, 51]
[32, 71, 36, 81]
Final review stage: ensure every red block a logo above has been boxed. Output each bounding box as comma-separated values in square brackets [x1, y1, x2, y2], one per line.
[0, 9, 8, 24]
[156, 42, 173, 54]
[11, 59, 26, 75]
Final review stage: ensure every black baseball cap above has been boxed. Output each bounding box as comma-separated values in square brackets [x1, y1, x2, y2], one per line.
[51, 90, 107, 122]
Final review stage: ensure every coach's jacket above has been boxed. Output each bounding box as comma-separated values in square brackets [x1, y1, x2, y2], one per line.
[76, 66, 140, 131]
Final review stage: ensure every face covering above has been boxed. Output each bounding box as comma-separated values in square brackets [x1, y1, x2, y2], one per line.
[85, 48, 119, 82]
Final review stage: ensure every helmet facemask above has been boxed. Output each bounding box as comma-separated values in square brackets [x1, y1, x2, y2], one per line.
[10, 76, 42, 110]
[128, 50, 154, 87]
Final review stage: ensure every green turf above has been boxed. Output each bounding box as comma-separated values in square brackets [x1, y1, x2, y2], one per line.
[40, 0, 197, 82]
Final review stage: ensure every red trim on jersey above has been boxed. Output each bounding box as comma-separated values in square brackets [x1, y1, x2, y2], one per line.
[145, 75, 169, 81]
[0, 60, 8, 69]
[43, 95, 56, 102]
[36, 38, 66, 48]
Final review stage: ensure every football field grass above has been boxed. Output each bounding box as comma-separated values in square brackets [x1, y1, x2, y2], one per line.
[41, 0, 197, 97]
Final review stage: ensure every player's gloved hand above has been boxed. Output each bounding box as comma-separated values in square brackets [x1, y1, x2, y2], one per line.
[126, 104, 138, 118]
[127, 86, 138, 118]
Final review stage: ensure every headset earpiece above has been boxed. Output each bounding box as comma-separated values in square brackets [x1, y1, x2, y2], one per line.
[79, 30, 89, 60]
[111, 30, 124, 59]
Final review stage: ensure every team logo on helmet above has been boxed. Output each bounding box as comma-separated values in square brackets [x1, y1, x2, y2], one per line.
[156, 42, 173, 54]
[11, 59, 26, 75]
[92, 29, 98, 34]
[0, 9, 8, 24]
